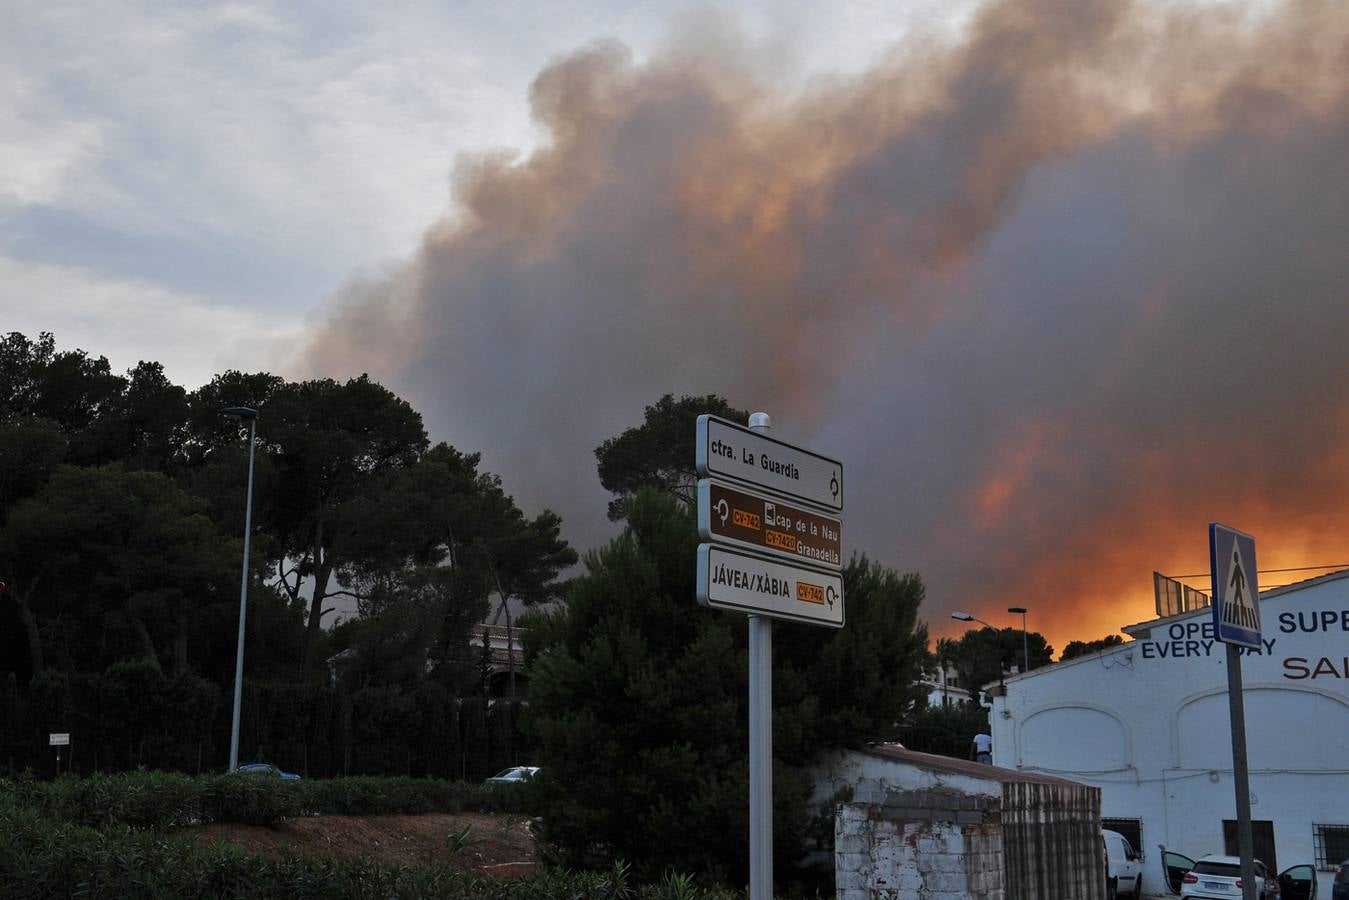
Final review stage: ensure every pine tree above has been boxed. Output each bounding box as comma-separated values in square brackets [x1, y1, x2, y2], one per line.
[524, 489, 929, 885]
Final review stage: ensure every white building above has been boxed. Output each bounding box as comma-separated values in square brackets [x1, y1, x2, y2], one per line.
[989, 570, 1349, 897]
[922, 664, 973, 707]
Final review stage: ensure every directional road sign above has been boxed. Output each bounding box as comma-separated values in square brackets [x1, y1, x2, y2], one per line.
[49, 733, 69, 746]
[698, 479, 842, 570]
[696, 414, 843, 512]
[697, 543, 844, 628]
[1209, 523, 1261, 649]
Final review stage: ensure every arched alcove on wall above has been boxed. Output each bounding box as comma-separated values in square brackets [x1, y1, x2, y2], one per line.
[1019, 704, 1131, 772]
[1173, 684, 1349, 770]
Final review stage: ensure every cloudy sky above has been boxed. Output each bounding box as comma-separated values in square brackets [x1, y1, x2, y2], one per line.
[5, 0, 1346, 652]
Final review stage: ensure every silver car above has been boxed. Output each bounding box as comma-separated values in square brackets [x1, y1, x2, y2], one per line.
[485, 765, 539, 784]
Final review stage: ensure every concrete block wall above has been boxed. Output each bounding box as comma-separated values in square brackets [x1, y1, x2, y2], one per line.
[835, 796, 1005, 900]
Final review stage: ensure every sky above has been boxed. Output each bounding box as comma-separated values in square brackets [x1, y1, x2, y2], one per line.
[4, 0, 1346, 654]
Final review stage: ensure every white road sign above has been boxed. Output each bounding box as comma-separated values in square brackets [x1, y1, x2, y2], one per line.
[49, 733, 70, 746]
[697, 543, 844, 628]
[696, 414, 843, 512]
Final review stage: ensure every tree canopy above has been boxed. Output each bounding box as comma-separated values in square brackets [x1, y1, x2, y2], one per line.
[523, 488, 929, 885]
[0, 330, 574, 778]
[594, 393, 749, 520]
[1061, 633, 1125, 660]
[944, 624, 1054, 692]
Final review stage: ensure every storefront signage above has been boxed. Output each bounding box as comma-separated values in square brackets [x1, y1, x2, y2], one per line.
[1137, 611, 1349, 680]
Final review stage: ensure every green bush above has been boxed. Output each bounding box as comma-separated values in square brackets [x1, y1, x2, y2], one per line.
[12, 772, 202, 829]
[0, 803, 745, 900]
[201, 773, 304, 826]
[3, 772, 530, 830]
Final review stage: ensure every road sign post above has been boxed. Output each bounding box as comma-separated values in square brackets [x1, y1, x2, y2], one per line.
[49, 732, 69, 776]
[696, 412, 844, 900]
[1210, 523, 1260, 900]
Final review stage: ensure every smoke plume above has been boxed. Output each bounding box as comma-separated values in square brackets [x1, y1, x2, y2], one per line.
[303, 0, 1349, 652]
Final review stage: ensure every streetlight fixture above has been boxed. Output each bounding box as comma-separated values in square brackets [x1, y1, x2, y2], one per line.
[950, 611, 993, 628]
[223, 406, 258, 772]
[1008, 606, 1029, 674]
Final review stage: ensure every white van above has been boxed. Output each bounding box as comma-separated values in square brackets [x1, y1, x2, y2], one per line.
[1104, 828, 1143, 899]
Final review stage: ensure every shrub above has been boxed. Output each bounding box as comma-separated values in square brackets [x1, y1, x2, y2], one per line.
[201, 773, 304, 826]
[2, 772, 530, 830]
[0, 803, 746, 899]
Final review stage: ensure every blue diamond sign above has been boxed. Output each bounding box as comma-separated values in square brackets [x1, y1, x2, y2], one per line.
[1209, 523, 1261, 649]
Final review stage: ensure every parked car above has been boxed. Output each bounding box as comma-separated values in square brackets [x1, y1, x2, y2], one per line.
[1103, 829, 1143, 899]
[1180, 856, 1279, 899]
[1161, 850, 1317, 900]
[237, 762, 301, 781]
[1333, 860, 1349, 900]
[485, 766, 539, 784]
[1105, 832, 1114, 899]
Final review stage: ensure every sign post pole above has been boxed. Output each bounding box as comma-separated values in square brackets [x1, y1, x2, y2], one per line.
[1225, 643, 1257, 900]
[747, 412, 772, 900]
[1210, 523, 1261, 900]
[48, 733, 69, 777]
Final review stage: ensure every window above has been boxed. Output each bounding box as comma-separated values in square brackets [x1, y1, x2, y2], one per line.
[1102, 818, 1144, 860]
[1314, 824, 1349, 871]
[1223, 820, 1277, 873]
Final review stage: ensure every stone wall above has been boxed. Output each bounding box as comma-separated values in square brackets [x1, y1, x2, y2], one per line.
[835, 788, 1005, 900]
[835, 780, 1104, 899]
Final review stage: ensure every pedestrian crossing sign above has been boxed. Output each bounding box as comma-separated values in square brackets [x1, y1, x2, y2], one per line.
[1209, 523, 1261, 649]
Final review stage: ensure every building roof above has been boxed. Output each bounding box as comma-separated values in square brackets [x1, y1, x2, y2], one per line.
[858, 743, 1089, 787]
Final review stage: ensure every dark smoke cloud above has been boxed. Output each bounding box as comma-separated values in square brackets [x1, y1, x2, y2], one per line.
[303, 0, 1349, 652]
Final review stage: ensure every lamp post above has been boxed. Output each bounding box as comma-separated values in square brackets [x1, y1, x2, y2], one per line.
[1007, 606, 1029, 674]
[951, 611, 999, 688]
[950, 610, 993, 629]
[223, 406, 258, 772]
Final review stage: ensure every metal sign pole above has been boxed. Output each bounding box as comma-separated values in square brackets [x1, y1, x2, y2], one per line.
[1226, 644, 1257, 900]
[1210, 523, 1260, 900]
[747, 412, 773, 900]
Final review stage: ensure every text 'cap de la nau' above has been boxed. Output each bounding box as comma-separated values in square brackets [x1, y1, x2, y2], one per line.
[698, 479, 842, 571]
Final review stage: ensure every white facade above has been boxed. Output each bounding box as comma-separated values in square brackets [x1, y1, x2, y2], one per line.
[922, 664, 973, 707]
[990, 570, 1349, 897]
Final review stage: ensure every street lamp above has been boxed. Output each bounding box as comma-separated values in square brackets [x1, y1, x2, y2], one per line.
[1008, 606, 1029, 674]
[950, 611, 992, 629]
[223, 406, 258, 772]
[951, 612, 1004, 690]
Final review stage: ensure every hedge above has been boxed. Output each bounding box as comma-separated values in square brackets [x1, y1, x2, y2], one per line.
[2, 772, 529, 830]
[2, 665, 528, 782]
[0, 803, 742, 900]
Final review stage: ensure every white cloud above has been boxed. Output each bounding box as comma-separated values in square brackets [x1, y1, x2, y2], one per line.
[0, 253, 302, 389]
[0, 67, 106, 210]
[0, 0, 986, 372]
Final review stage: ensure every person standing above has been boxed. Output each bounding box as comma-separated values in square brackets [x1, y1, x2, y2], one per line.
[970, 731, 993, 764]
